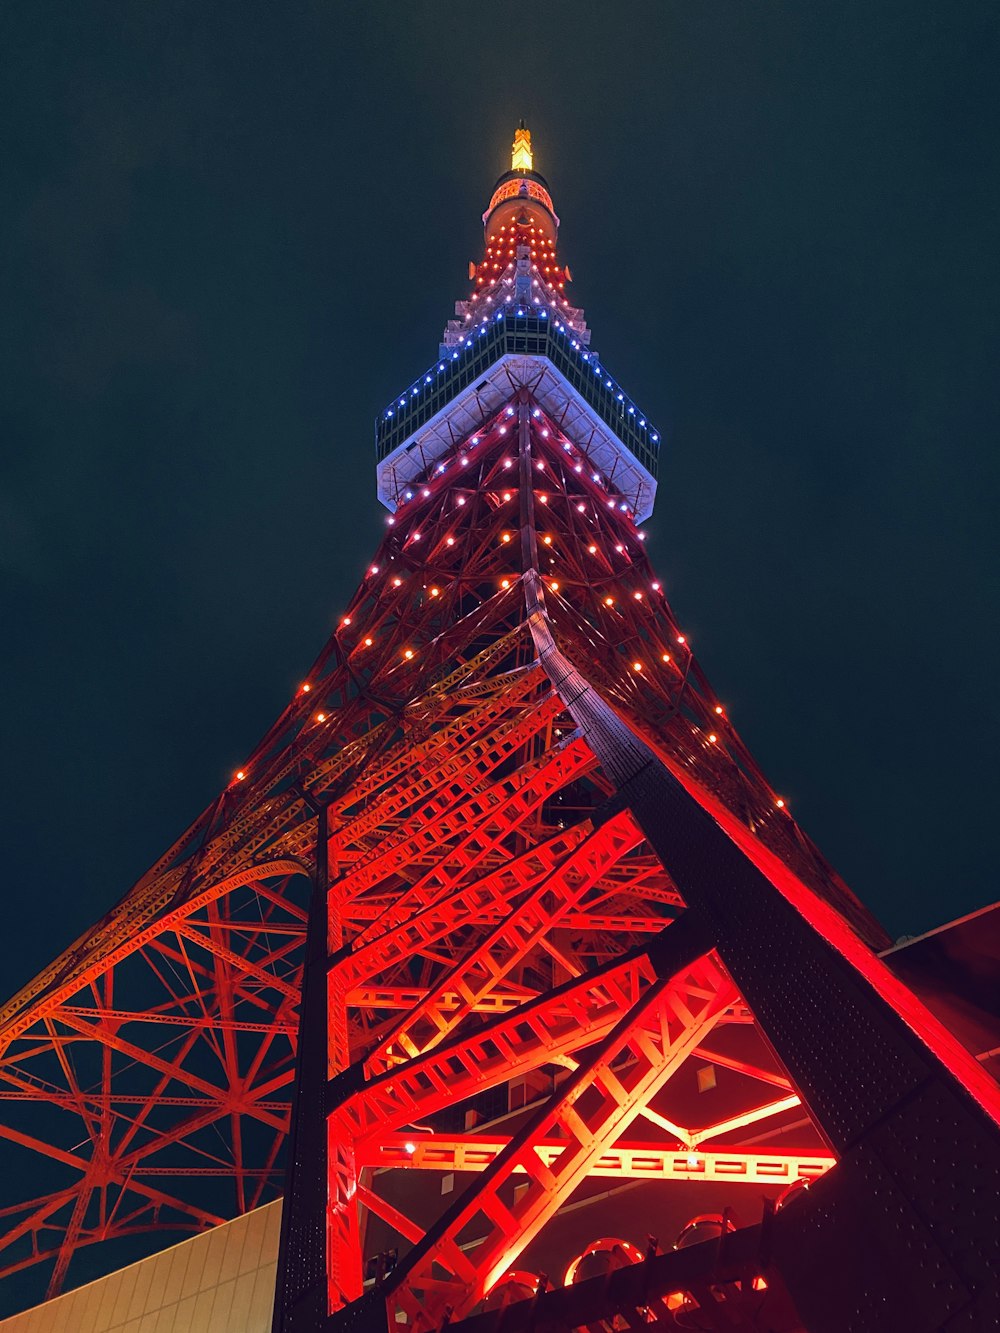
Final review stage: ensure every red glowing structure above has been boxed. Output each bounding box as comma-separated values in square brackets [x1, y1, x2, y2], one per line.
[1, 126, 998, 1332]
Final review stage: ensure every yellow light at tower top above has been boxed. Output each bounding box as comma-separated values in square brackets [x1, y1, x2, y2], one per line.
[511, 124, 533, 172]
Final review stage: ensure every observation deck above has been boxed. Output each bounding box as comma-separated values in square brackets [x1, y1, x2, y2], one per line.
[375, 308, 660, 520]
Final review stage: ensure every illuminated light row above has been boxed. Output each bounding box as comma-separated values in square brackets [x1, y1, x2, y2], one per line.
[381, 313, 660, 453]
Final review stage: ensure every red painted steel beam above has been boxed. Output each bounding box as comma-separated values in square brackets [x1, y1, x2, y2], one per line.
[359, 1133, 835, 1185]
[385, 950, 737, 1328]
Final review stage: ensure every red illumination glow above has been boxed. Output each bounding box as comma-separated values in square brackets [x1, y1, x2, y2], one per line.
[11, 134, 997, 1326]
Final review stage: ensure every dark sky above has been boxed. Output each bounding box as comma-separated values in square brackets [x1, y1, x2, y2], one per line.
[2, 0, 999, 1014]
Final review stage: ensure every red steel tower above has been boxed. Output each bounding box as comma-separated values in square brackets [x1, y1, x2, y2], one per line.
[1, 126, 998, 1332]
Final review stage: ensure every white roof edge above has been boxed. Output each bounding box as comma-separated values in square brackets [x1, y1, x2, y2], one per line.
[376, 354, 658, 522]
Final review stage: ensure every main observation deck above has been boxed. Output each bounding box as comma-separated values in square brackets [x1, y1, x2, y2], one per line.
[375, 308, 661, 521]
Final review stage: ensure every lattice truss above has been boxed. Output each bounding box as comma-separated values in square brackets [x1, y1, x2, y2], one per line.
[0, 386, 882, 1313]
[314, 392, 899, 1330]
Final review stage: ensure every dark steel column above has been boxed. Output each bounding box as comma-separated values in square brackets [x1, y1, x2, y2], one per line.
[272, 804, 334, 1333]
[527, 608, 1000, 1333]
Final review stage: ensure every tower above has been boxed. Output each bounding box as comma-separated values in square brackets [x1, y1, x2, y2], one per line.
[269, 128, 1000, 1332]
[0, 127, 998, 1333]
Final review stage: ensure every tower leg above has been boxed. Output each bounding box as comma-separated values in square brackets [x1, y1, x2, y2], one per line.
[273, 806, 347, 1332]
[528, 616, 1000, 1331]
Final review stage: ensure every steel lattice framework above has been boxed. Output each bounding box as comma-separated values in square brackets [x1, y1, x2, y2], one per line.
[3, 125, 1000, 1333]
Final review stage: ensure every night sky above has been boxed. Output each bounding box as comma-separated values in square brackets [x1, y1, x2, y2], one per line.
[2, 0, 999, 1021]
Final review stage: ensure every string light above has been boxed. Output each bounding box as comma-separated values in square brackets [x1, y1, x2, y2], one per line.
[632, 661, 643, 672]
[364, 637, 373, 647]
[316, 712, 327, 723]
[300, 683, 311, 693]
[776, 798, 786, 809]
[235, 770, 246, 782]
[403, 649, 414, 660]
